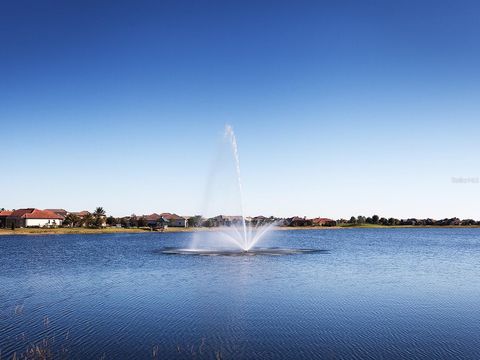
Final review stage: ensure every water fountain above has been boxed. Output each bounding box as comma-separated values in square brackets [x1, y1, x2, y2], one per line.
[160, 125, 324, 256]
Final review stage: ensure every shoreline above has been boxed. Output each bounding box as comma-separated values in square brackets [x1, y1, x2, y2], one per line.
[1, 225, 480, 236]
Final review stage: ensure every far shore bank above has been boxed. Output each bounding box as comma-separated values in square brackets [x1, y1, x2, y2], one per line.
[1, 224, 480, 236]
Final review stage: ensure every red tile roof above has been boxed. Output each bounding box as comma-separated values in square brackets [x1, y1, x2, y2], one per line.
[71, 211, 90, 217]
[24, 209, 64, 220]
[46, 209, 67, 216]
[144, 213, 161, 221]
[0, 210, 13, 216]
[7, 208, 64, 220]
[8, 208, 36, 218]
[160, 213, 186, 220]
[312, 217, 335, 224]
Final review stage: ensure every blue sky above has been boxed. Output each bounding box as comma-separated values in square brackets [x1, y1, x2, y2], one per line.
[1, 0, 479, 218]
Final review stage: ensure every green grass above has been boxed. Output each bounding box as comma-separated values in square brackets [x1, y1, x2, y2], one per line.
[0, 227, 151, 236]
[1, 224, 479, 236]
[337, 223, 390, 228]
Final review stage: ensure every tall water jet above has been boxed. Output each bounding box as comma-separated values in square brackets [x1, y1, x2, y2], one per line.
[224, 125, 248, 250]
[189, 124, 275, 252]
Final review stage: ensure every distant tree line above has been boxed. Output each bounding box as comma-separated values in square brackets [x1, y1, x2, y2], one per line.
[337, 215, 480, 227]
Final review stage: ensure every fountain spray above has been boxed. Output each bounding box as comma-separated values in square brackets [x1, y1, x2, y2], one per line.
[224, 124, 249, 250]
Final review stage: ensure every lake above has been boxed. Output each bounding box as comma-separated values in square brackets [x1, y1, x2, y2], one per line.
[1, 229, 480, 359]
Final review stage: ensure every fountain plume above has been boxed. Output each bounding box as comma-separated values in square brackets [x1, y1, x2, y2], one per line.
[224, 125, 248, 250]
[190, 124, 274, 251]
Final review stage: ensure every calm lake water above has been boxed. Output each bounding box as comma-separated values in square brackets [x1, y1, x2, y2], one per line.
[1, 229, 480, 359]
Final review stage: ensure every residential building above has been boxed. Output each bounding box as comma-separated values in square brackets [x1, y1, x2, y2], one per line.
[0, 210, 13, 228]
[143, 213, 169, 228]
[6, 209, 64, 228]
[160, 213, 188, 227]
[46, 209, 68, 218]
[70, 210, 91, 218]
[284, 216, 313, 227]
[312, 217, 337, 227]
[206, 215, 249, 227]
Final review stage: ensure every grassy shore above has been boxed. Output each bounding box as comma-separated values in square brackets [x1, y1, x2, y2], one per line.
[1, 224, 479, 236]
[0, 226, 219, 236]
[0, 227, 151, 236]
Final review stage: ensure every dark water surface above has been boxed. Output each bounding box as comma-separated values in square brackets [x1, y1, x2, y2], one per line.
[1, 229, 480, 359]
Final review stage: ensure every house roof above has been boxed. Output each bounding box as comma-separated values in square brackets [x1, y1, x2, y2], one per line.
[253, 216, 267, 220]
[312, 217, 334, 222]
[24, 209, 64, 220]
[46, 209, 67, 215]
[7, 208, 64, 220]
[144, 213, 162, 221]
[312, 217, 335, 224]
[209, 215, 244, 221]
[0, 210, 13, 216]
[71, 211, 90, 217]
[225, 216, 243, 221]
[8, 208, 36, 218]
[160, 213, 186, 220]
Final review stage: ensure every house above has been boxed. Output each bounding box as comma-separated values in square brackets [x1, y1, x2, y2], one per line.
[312, 217, 337, 227]
[0, 210, 13, 228]
[143, 213, 169, 228]
[6, 209, 64, 228]
[207, 215, 246, 227]
[207, 215, 227, 227]
[224, 216, 245, 226]
[251, 216, 276, 226]
[160, 213, 188, 227]
[144, 213, 161, 227]
[46, 209, 68, 218]
[285, 216, 312, 227]
[70, 210, 91, 218]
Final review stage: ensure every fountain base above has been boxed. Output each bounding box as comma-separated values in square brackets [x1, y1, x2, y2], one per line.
[157, 247, 328, 256]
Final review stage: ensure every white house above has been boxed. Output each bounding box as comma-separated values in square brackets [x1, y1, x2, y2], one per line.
[160, 213, 188, 227]
[7, 209, 64, 228]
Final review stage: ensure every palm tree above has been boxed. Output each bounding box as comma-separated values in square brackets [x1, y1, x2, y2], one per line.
[64, 213, 81, 227]
[83, 213, 95, 228]
[93, 207, 106, 217]
[93, 207, 106, 228]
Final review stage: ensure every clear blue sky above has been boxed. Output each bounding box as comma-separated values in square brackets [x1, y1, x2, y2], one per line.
[1, 0, 479, 219]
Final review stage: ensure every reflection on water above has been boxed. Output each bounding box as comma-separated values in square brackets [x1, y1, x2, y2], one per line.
[1, 229, 480, 359]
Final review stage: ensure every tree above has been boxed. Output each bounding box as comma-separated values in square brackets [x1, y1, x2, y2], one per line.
[63, 213, 81, 227]
[188, 215, 203, 227]
[388, 217, 398, 226]
[137, 216, 147, 227]
[372, 215, 380, 224]
[129, 215, 138, 227]
[463, 219, 476, 226]
[348, 216, 356, 224]
[92, 207, 106, 228]
[106, 216, 117, 226]
[357, 216, 366, 225]
[93, 207, 106, 217]
[83, 213, 96, 228]
[204, 218, 215, 227]
[120, 217, 128, 228]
